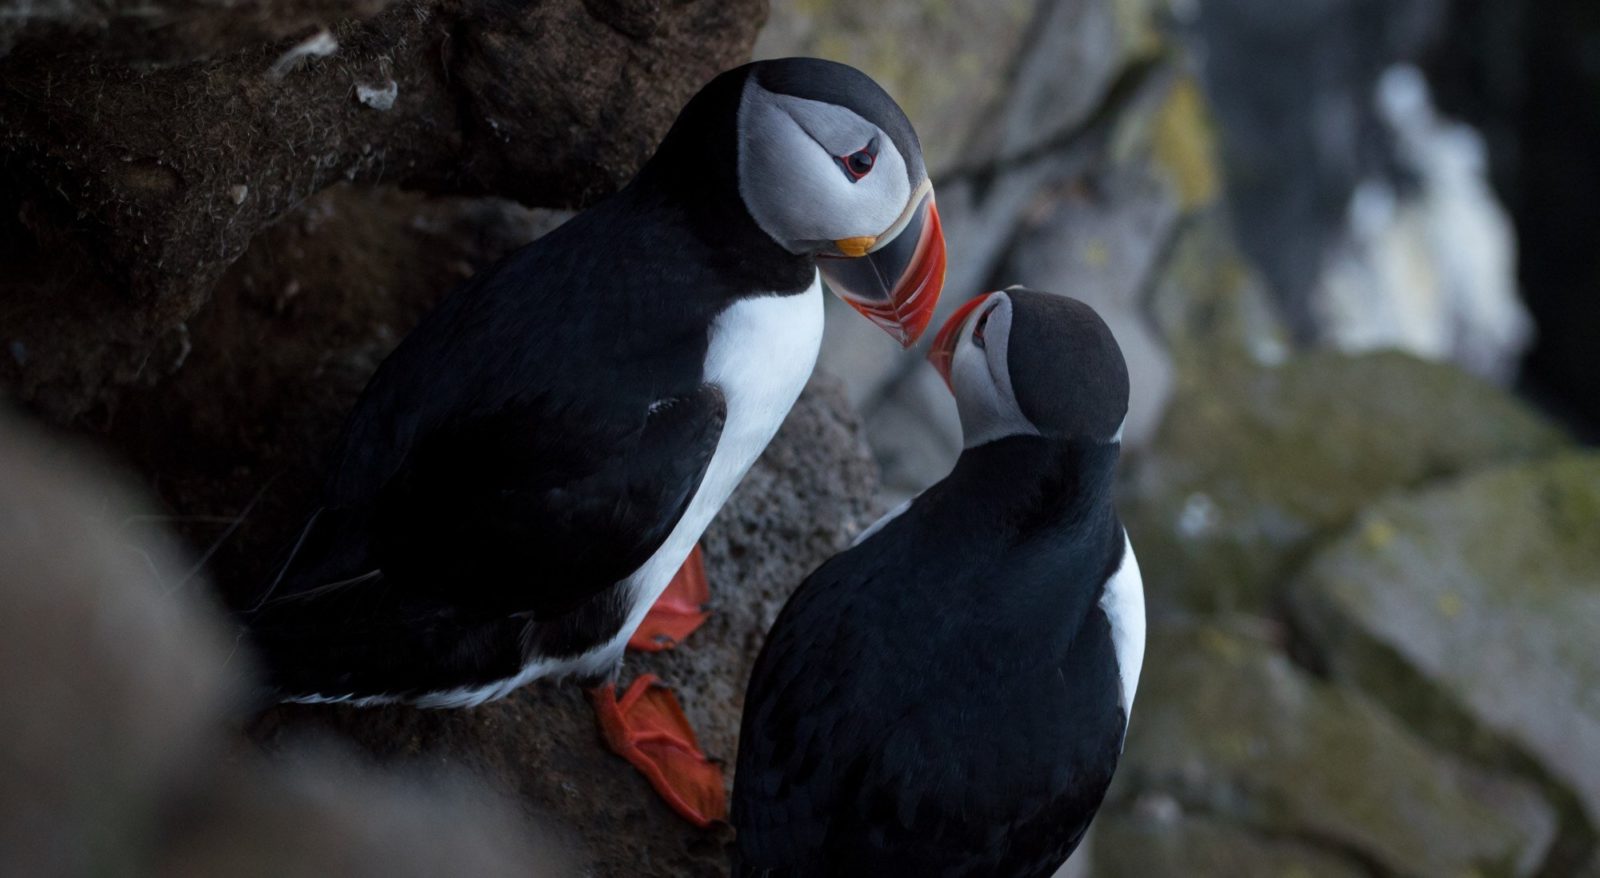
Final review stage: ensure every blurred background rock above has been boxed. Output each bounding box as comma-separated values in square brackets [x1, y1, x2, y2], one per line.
[2, 0, 1597, 875]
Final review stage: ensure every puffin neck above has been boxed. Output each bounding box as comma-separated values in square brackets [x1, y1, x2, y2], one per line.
[951, 435, 1121, 524]
[632, 70, 815, 295]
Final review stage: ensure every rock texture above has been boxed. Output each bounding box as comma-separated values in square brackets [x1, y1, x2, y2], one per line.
[0, 413, 564, 877]
[1110, 618, 1557, 877]
[1289, 454, 1600, 860]
[0, 0, 763, 424]
[251, 377, 882, 877]
[1122, 350, 1569, 611]
[1093, 810, 1366, 878]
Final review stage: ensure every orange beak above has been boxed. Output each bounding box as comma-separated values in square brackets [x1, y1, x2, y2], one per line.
[926, 292, 993, 391]
[818, 189, 947, 347]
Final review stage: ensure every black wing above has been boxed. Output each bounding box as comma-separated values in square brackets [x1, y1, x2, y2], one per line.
[732, 526, 915, 875]
[260, 383, 725, 618]
[244, 385, 723, 698]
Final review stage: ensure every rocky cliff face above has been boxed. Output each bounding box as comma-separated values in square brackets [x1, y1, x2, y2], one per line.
[3, 0, 1596, 876]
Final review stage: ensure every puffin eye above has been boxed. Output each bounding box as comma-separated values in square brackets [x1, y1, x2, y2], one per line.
[971, 306, 995, 349]
[837, 140, 878, 182]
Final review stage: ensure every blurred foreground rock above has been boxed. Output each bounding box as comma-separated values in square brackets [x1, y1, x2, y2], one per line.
[0, 414, 564, 877]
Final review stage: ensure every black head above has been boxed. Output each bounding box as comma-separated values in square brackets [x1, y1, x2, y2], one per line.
[927, 287, 1130, 446]
[640, 58, 946, 345]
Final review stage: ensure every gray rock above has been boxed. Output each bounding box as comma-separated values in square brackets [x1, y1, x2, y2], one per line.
[1093, 805, 1367, 878]
[1000, 118, 1183, 447]
[1288, 453, 1600, 835]
[1145, 207, 1287, 367]
[0, 415, 234, 877]
[862, 365, 962, 503]
[1120, 618, 1557, 877]
[1122, 350, 1569, 611]
[962, 0, 1160, 168]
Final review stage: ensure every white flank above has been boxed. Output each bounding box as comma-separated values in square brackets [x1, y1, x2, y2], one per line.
[1099, 533, 1146, 717]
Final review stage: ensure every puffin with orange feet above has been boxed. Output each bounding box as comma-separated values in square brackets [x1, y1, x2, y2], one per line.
[241, 58, 946, 828]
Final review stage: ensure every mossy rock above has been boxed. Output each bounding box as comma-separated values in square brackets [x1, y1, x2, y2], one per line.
[1093, 808, 1366, 878]
[1119, 618, 1556, 876]
[1288, 453, 1600, 843]
[1122, 350, 1569, 611]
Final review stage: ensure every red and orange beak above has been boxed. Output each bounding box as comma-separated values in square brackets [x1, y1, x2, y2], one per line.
[926, 292, 993, 391]
[818, 187, 946, 347]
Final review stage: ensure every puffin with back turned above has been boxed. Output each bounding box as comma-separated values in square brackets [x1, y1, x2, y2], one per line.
[241, 58, 946, 827]
[732, 288, 1145, 876]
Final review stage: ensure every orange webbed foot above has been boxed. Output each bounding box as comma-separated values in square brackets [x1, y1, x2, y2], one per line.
[590, 674, 727, 828]
[628, 544, 711, 652]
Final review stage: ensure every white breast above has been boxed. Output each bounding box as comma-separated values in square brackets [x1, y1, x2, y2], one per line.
[595, 272, 827, 670]
[1099, 533, 1146, 718]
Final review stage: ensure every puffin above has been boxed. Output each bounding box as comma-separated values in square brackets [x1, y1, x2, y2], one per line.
[241, 58, 947, 827]
[731, 288, 1145, 877]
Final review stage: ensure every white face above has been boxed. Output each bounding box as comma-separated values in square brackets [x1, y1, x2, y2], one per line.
[736, 78, 916, 254]
[944, 293, 1041, 448]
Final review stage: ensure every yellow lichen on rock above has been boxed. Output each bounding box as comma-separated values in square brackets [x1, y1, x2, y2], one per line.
[1152, 77, 1221, 211]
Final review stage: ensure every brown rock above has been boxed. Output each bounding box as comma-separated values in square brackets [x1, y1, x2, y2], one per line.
[0, 0, 763, 423]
